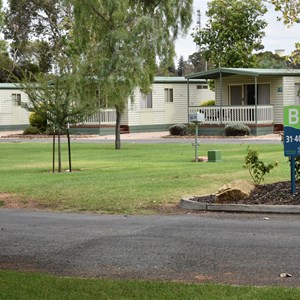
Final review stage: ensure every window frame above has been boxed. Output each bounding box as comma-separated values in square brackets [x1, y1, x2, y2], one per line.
[164, 88, 174, 103]
[140, 90, 153, 109]
[12, 93, 22, 106]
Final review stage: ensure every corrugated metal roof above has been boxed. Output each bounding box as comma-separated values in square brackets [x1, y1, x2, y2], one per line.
[0, 78, 207, 89]
[0, 83, 22, 89]
[186, 68, 300, 80]
[154, 76, 208, 84]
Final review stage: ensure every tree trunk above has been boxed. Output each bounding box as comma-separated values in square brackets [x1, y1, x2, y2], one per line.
[67, 124, 72, 172]
[115, 107, 122, 150]
[58, 130, 62, 172]
[52, 132, 56, 173]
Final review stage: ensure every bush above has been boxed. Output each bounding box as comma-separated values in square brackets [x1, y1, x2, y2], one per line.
[200, 100, 215, 106]
[243, 148, 278, 185]
[29, 112, 47, 132]
[23, 126, 41, 135]
[169, 124, 188, 136]
[224, 123, 251, 136]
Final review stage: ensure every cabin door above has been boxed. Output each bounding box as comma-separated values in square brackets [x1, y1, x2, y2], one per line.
[230, 85, 243, 105]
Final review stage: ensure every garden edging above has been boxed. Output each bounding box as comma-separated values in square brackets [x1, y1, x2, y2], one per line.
[179, 198, 300, 214]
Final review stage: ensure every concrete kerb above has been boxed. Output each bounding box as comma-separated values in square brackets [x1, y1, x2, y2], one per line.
[179, 198, 300, 214]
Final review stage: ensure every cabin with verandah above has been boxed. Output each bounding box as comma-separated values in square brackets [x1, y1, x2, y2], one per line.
[186, 68, 300, 135]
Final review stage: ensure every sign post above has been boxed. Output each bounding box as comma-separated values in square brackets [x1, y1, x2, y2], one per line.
[283, 106, 300, 193]
[189, 112, 205, 162]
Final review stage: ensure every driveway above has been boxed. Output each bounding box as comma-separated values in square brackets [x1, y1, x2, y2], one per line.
[0, 209, 299, 287]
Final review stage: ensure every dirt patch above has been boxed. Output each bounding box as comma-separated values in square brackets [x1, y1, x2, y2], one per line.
[0, 193, 45, 210]
[191, 181, 300, 205]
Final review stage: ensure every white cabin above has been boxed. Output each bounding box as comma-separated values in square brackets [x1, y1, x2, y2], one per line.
[0, 77, 215, 134]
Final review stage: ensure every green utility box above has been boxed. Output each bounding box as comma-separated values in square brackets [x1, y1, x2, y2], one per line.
[208, 150, 221, 162]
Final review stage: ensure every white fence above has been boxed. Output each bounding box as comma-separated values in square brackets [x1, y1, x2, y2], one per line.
[84, 109, 116, 125]
[189, 105, 273, 125]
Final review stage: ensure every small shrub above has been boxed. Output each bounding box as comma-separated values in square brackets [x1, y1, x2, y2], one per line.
[23, 126, 41, 135]
[243, 148, 278, 185]
[169, 124, 188, 136]
[200, 100, 215, 106]
[187, 123, 197, 135]
[225, 123, 251, 136]
[29, 112, 47, 132]
[295, 157, 300, 182]
[287, 156, 300, 182]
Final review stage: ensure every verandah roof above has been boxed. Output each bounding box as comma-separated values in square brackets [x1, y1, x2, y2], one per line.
[186, 68, 300, 80]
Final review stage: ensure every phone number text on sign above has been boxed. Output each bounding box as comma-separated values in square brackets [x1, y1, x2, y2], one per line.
[285, 135, 300, 143]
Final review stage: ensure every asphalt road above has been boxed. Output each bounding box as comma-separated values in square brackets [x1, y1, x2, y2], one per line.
[0, 209, 299, 287]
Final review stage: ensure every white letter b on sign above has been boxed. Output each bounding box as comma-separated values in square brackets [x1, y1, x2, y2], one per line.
[289, 109, 299, 125]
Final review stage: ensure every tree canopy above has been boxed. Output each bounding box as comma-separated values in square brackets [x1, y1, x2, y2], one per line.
[193, 0, 267, 68]
[3, 0, 193, 149]
[4, 0, 73, 74]
[255, 51, 288, 68]
[270, 0, 300, 25]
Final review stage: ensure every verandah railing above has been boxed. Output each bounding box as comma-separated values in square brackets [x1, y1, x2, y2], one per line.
[189, 105, 273, 125]
[81, 105, 274, 126]
[84, 108, 117, 125]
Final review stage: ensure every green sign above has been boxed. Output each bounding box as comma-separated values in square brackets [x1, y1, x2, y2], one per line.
[283, 106, 300, 157]
[284, 106, 300, 128]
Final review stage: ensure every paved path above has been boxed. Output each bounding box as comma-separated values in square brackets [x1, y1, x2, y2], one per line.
[0, 131, 282, 144]
[1, 209, 299, 287]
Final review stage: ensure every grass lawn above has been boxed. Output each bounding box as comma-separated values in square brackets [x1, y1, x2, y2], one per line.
[0, 141, 288, 214]
[0, 270, 299, 300]
[0, 142, 298, 298]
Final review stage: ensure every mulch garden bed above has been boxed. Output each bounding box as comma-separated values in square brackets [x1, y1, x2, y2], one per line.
[191, 181, 300, 205]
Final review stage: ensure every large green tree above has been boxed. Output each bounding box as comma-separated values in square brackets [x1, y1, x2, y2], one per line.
[71, 0, 193, 149]
[287, 43, 300, 69]
[193, 0, 267, 68]
[5, 0, 72, 73]
[270, 0, 300, 25]
[255, 51, 288, 68]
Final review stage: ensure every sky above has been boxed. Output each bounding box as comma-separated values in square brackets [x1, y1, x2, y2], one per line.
[175, 0, 300, 62]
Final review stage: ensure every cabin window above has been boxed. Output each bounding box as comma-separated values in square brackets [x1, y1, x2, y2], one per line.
[197, 85, 208, 89]
[12, 93, 22, 106]
[140, 91, 153, 108]
[164, 88, 173, 103]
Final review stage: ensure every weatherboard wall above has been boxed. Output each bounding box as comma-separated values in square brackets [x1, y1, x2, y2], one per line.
[0, 87, 30, 129]
[123, 80, 214, 127]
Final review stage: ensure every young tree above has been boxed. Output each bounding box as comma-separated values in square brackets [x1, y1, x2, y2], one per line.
[193, 0, 267, 68]
[177, 56, 185, 76]
[18, 56, 98, 172]
[71, 0, 193, 149]
[6, 0, 99, 171]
